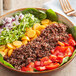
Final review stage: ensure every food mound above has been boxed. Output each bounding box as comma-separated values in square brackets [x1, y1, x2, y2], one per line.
[0, 8, 76, 72]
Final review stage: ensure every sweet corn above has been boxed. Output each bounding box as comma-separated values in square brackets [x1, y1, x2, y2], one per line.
[7, 43, 14, 49]
[36, 30, 40, 36]
[41, 19, 50, 25]
[52, 21, 58, 24]
[0, 51, 5, 57]
[4, 49, 8, 55]
[31, 35, 37, 40]
[49, 20, 52, 25]
[13, 41, 22, 47]
[36, 25, 46, 31]
[22, 40, 27, 45]
[43, 24, 49, 27]
[26, 30, 36, 38]
[33, 23, 40, 30]
[26, 27, 32, 31]
[21, 36, 30, 41]
[8, 49, 13, 57]
[0, 45, 5, 51]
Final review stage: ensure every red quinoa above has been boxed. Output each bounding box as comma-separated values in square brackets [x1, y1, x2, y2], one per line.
[4, 23, 69, 70]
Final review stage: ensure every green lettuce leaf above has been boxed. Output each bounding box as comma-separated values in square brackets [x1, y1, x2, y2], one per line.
[60, 56, 69, 66]
[70, 49, 76, 59]
[0, 54, 15, 69]
[46, 9, 58, 21]
[22, 8, 46, 20]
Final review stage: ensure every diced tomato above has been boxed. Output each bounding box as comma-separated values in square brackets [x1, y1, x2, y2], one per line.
[21, 67, 33, 72]
[51, 49, 55, 54]
[68, 34, 74, 39]
[26, 62, 34, 68]
[40, 61, 44, 66]
[40, 57, 49, 62]
[55, 46, 67, 53]
[36, 66, 46, 71]
[43, 60, 52, 66]
[49, 55, 57, 62]
[46, 63, 59, 70]
[69, 39, 76, 46]
[58, 41, 65, 46]
[65, 47, 72, 57]
[34, 61, 41, 67]
[56, 56, 64, 63]
[68, 46, 74, 53]
[63, 42, 70, 46]
[40, 57, 52, 66]
[53, 50, 64, 57]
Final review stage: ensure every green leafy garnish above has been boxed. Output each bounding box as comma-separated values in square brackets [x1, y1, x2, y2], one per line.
[60, 56, 69, 66]
[3, 61, 15, 69]
[0, 54, 15, 69]
[22, 8, 47, 20]
[70, 49, 76, 59]
[46, 9, 58, 21]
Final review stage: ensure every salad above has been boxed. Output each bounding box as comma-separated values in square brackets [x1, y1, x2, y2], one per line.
[0, 8, 76, 72]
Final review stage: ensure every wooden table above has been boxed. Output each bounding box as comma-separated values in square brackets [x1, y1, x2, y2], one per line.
[1, 0, 76, 76]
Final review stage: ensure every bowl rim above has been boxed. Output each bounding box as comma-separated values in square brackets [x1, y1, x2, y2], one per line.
[0, 8, 75, 74]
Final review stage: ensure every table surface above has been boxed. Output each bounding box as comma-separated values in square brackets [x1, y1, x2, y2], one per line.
[1, 0, 76, 76]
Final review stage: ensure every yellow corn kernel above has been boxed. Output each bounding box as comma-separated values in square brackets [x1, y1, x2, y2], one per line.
[41, 19, 50, 25]
[31, 35, 37, 40]
[43, 24, 49, 27]
[21, 36, 30, 41]
[36, 25, 46, 31]
[13, 41, 22, 47]
[49, 21, 52, 25]
[4, 49, 8, 56]
[8, 49, 13, 57]
[22, 40, 27, 45]
[7, 43, 14, 49]
[0, 51, 5, 57]
[26, 30, 36, 38]
[52, 21, 58, 24]
[26, 27, 32, 32]
[36, 30, 40, 36]
[0, 45, 5, 51]
[33, 23, 40, 30]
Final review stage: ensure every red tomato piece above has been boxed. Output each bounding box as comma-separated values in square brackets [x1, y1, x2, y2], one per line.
[53, 50, 64, 57]
[65, 47, 72, 57]
[46, 63, 59, 70]
[56, 56, 64, 63]
[69, 39, 76, 46]
[51, 49, 55, 54]
[40, 57, 49, 62]
[36, 66, 46, 71]
[26, 62, 34, 68]
[58, 41, 65, 46]
[68, 46, 74, 53]
[49, 55, 57, 62]
[68, 34, 74, 39]
[55, 46, 67, 53]
[63, 42, 70, 46]
[21, 67, 33, 72]
[43, 60, 52, 66]
[34, 61, 41, 67]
